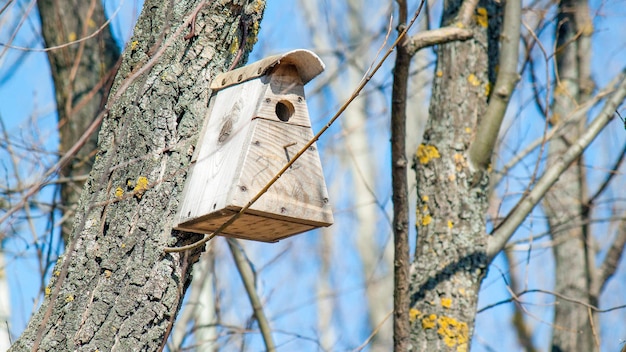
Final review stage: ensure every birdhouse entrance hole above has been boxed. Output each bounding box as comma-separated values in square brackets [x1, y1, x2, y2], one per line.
[275, 100, 294, 121]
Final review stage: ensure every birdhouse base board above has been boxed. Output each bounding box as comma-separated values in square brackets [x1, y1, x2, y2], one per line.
[174, 207, 324, 242]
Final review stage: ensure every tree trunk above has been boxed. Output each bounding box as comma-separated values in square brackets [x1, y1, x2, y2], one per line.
[544, 0, 595, 350]
[409, 0, 500, 350]
[37, 0, 120, 244]
[10, 1, 264, 350]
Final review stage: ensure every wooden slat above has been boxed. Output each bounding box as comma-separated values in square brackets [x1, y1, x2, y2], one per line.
[176, 208, 316, 242]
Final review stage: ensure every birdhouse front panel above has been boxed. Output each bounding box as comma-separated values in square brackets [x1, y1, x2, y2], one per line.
[175, 50, 333, 242]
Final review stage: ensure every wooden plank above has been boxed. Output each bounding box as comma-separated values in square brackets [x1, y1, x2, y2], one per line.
[176, 208, 316, 242]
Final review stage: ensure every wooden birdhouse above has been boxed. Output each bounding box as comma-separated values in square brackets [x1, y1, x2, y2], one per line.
[175, 49, 333, 242]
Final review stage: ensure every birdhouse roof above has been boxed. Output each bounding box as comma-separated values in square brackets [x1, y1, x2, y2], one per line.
[210, 49, 325, 91]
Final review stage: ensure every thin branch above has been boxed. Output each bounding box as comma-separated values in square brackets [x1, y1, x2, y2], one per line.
[586, 140, 626, 205]
[487, 71, 626, 262]
[0, 0, 36, 60]
[352, 310, 393, 352]
[405, 26, 472, 56]
[468, 0, 521, 169]
[593, 216, 626, 296]
[226, 238, 275, 352]
[504, 249, 538, 352]
[478, 287, 626, 314]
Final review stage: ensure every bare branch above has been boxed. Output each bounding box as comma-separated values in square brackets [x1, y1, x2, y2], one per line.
[487, 71, 626, 262]
[587, 140, 626, 205]
[468, 0, 521, 170]
[592, 216, 626, 297]
[226, 238, 276, 352]
[405, 27, 472, 56]
[504, 250, 538, 352]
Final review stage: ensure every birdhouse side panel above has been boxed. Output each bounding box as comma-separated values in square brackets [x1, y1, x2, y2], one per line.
[228, 118, 333, 227]
[176, 79, 266, 225]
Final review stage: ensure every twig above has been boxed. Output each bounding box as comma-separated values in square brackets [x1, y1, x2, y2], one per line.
[405, 26, 472, 56]
[586, 140, 626, 205]
[351, 310, 393, 352]
[0, 0, 36, 60]
[592, 215, 626, 296]
[226, 238, 276, 352]
[478, 287, 626, 314]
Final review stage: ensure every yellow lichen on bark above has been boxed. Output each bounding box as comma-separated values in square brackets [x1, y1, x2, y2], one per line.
[437, 315, 469, 351]
[134, 176, 148, 192]
[447, 220, 454, 229]
[453, 153, 467, 171]
[467, 74, 481, 87]
[422, 314, 437, 329]
[133, 176, 149, 198]
[409, 308, 421, 322]
[115, 187, 124, 198]
[474, 7, 488, 28]
[229, 35, 239, 54]
[422, 214, 432, 226]
[441, 297, 452, 308]
[417, 144, 441, 164]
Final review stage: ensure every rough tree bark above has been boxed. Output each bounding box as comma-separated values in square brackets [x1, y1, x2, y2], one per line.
[37, 0, 120, 243]
[543, 0, 595, 350]
[10, 0, 264, 350]
[408, 0, 501, 350]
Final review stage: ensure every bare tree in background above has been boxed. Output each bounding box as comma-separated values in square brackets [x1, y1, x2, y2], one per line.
[37, 0, 120, 244]
[543, 0, 596, 350]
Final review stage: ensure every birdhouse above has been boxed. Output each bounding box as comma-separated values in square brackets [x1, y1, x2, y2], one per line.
[175, 49, 333, 242]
